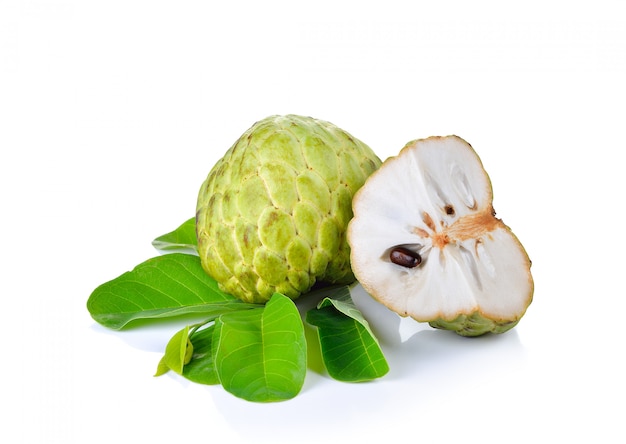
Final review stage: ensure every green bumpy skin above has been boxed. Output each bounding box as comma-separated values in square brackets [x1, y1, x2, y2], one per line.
[428, 312, 520, 337]
[196, 115, 381, 303]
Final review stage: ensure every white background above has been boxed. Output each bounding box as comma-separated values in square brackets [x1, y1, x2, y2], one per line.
[2, 1, 625, 442]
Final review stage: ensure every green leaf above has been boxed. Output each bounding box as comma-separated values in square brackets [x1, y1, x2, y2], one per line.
[154, 357, 170, 377]
[155, 325, 193, 376]
[306, 291, 389, 382]
[182, 323, 219, 385]
[213, 293, 306, 402]
[87, 253, 259, 329]
[316, 286, 381, 345]
[152, 217, 198, 254]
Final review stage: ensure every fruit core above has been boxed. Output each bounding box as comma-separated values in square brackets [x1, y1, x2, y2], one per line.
[412, 206, 503, 250]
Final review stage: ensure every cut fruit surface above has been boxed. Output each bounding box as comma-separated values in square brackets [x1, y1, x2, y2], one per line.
[347, 136, 533, 336]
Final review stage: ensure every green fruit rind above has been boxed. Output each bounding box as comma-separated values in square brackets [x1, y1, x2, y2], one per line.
[428, 311, 520, 337]
[196, 115, 381, 304]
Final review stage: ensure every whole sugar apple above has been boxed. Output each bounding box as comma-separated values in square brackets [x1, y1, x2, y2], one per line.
[196, 115, 381, 304]
[347, 135, 533, 336]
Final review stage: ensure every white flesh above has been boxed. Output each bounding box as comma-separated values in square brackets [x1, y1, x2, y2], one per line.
[348, 136, 533, 322]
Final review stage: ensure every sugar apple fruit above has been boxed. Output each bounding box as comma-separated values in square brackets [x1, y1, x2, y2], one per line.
[347, 135, 533, 336]
[196, 115, 382, 304]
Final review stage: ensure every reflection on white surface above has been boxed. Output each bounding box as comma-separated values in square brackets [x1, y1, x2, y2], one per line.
[205, 284, 529, 442]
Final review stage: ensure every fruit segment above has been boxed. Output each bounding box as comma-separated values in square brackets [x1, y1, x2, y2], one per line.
[348, 136, 533, 336]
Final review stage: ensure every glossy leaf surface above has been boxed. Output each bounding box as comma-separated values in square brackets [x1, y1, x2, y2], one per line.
[87, 253, 258, 329]
[152, 217, 198, 254]
[213, 293, 306, 402]
[183, 323, 219, 385]
[306, 291, 389, 382]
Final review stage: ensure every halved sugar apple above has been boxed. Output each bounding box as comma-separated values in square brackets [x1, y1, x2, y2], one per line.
[347, 135, 533, 336]
[196, 115, 381, 304]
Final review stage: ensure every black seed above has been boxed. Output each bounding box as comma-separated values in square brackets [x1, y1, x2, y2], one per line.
[444, 205, 455, 216]
[390, 246, 422, 268]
